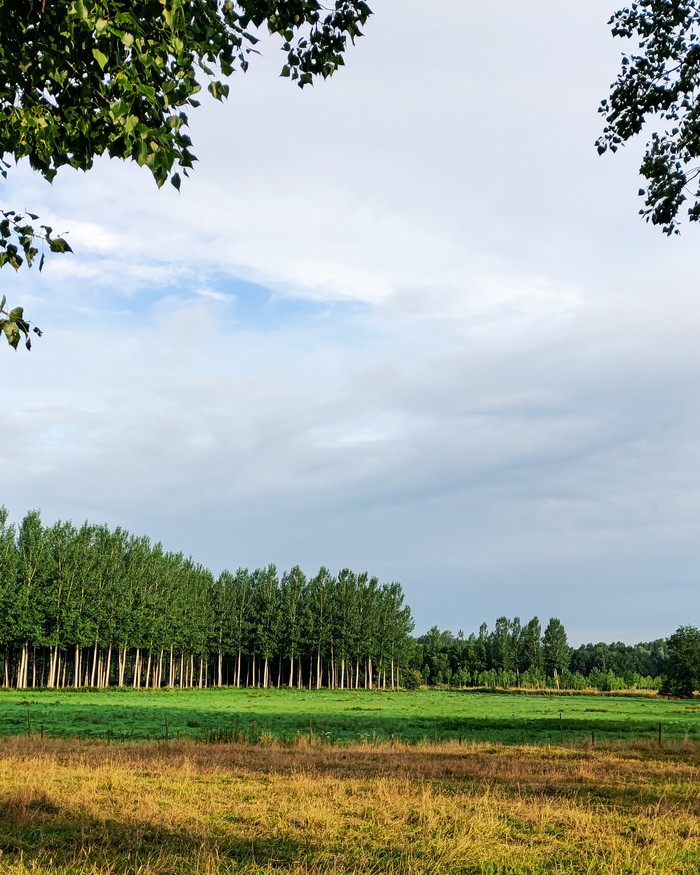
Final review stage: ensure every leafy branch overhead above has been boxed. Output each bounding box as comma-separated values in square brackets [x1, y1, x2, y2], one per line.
[598, 0, 700, 234]
[0, 206, 64, 349]
[0, 0, 372, 188]
[0, 294, 42, 351]
[0, 0, 372, 348]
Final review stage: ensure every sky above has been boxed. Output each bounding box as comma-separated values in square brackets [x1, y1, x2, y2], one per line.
[3, 0, 700, 646]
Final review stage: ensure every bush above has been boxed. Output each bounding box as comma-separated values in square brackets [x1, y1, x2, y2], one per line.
[403, 670, 422, 690]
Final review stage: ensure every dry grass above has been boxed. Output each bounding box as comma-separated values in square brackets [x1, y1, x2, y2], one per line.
[1, 737, 699, 873]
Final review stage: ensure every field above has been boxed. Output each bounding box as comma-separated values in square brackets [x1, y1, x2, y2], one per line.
[1, 736, 700, 874]
[0, 687, 699, 745]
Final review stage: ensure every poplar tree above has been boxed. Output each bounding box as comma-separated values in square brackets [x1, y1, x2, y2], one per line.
[543, 618, 570, 686]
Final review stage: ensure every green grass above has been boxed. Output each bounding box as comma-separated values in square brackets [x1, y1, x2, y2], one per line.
[0, 687, 698, 745]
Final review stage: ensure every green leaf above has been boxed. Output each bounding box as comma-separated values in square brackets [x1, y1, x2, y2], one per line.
[92, 48, 109, 71]
[1, 320, 19, 349]
[49, 238, 73, 254]
[208, 81, 229, 101]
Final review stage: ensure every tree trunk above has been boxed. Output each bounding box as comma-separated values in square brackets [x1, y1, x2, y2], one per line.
[134, 649, 142, 688]
[118, 647, 127, 687]
[90, 643, 98, 688]
[236, 651, 241, 688]
[105, 647, 112, 688]
[48, 646, 55, 688]
[316, 651, 322, 690]
[289, 655, 294, 687]
[47, 646, 55, 689]
[17, 644, 26, 689]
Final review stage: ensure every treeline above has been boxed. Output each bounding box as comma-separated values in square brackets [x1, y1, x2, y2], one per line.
[413, 618, 666, 691]
[0, 510, 414, 690]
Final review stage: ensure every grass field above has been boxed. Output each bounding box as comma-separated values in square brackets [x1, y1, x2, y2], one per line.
[1, 736, 700, 874]
[0, 687, 699, 745]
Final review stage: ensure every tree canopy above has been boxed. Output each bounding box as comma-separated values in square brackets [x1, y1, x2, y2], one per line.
[598, 0, 700, 234]
[660, 625, 700, 697]
[0, 0, 372, 346]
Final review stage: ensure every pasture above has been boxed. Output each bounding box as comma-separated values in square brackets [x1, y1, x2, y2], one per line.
[0, 687, 698, 745]
[1, 736, 700, 873]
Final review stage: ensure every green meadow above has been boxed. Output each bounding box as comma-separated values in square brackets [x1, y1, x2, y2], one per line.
[1, 687, 698, 745]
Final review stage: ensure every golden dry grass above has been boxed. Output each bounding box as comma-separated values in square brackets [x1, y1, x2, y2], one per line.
[1, 737, 699, 873]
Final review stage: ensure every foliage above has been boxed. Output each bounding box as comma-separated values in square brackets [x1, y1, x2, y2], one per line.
[661, 624, 700, 697]
[0, 0, 372, 347]
[1, 0, 371, 188]
[598, 0, 700, 233]
[543, 618, 570, 681]
[0, 508, 413, 691]
[414, 619, 664, 692]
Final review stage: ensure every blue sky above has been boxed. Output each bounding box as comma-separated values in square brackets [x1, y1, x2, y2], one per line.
[3, 0, 700, 645]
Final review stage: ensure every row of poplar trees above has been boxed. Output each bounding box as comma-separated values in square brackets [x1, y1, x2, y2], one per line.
[0, 510, 415, 690]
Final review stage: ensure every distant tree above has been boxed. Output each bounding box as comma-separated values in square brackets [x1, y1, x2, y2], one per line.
[543, 618, 570, 686]
[519, 616, 543, 674]
[661, 626, 700, 698]
[306, 566, 335, 689]
[491, 616, 515, 673]
[280, 565, 306, 687]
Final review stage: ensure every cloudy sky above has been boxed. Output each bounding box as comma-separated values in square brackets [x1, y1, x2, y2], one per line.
[3, 0, 700, 644]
